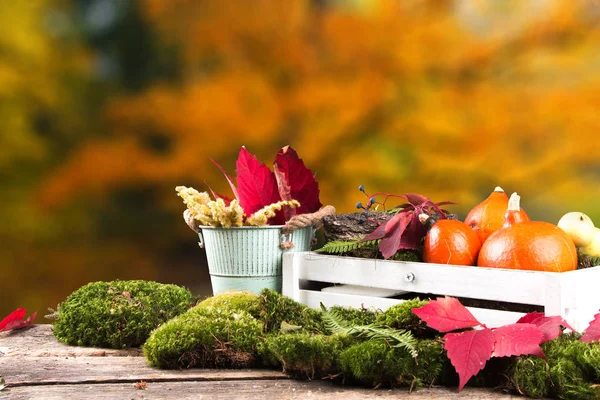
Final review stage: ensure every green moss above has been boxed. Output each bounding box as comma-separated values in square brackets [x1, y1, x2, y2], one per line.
[259, 289, 324, 334]
[264, 333, 355, 379]
[509, 334, 600, 400]
[339, 338, 444, 388]
[582, 342, 600, 380]
[195, 291, 261, 318]
[390, 249, 422, 262]
[376, 299, 433, 337]
[511, 357, 550, 398]
[143, 307, 262, 369]
[256, 332, 282, 368]
[52, 280, 193, 348]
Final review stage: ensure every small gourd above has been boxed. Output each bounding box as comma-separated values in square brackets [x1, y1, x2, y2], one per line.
[580, 227, 600, 257]
[465, 187, 529, 244]
[557, 212, 595, 247]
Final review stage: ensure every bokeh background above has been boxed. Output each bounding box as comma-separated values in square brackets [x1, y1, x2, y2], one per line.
[2, 0, 600, 320]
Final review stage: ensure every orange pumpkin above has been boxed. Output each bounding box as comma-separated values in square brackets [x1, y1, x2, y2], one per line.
[423, 219, 481, 266]
[465, 187, 530, 243]
[477, 193, 577, 272]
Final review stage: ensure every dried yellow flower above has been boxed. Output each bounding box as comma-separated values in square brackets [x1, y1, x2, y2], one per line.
[247, 200, 300, 226]
[175, 186, 211, 221]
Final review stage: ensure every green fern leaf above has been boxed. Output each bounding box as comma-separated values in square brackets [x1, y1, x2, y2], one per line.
[322, 307, 418, 358]
[315, 239, 379, 254]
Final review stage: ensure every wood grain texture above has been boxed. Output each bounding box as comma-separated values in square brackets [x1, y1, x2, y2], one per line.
[0, 380, 526, 400]
[0, 325, 142, 357]
[1, 356, 287, 386]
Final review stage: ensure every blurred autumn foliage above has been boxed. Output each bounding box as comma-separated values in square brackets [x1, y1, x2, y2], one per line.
[2, 0, 600, 318]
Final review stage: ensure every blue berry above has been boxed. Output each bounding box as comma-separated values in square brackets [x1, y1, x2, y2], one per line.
[358, 185, 365, 192]
[356, 202, 364, 209]
[369, 197, 377, 204]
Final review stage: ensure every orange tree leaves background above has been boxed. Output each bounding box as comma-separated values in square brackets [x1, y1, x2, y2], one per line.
[2, 0, 600, 318]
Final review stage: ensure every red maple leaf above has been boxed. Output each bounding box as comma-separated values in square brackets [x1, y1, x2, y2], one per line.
[273, 145, 322, 220]
[517, 312, 574, 343]
[235, 147, 284, 224]
[0, 308, 37, 332]
[492, 323, 545, 359]
[444, 328, 495, 391]
[412, 296, 480, 333]
[581, 313, 600, 343]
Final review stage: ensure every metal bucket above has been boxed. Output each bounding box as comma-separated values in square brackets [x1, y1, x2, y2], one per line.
[198, 225, 314, 294]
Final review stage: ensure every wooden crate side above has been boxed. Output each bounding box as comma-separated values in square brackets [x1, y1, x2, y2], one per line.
[287, 253, 551, 305]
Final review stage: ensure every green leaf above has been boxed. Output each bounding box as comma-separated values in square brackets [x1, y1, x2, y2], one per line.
[0, 377, 5, 391]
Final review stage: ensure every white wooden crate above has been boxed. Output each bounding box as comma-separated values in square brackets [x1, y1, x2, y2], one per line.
[282, 252, 600, 332]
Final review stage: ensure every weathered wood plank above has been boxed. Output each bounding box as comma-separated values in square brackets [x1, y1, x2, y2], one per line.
[1, 356, 287, 386]
[0, 325, 142, 357]
[0, 380, 526, 400]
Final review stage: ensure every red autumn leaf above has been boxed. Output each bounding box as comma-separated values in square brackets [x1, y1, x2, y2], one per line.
[581, 313, 600, 343]
[397, 213, 427, 250]
[444, 328, 495, 391]
[273, 145, 322, 219]
[235, 147, 284, 224]
[404, 193, 430, 207]
[0, 308, 37, 332]
[516, 312, 575, 343]
[211, 158, 240, 203]
[363, 213, 411, 259]
[412, 296, 481, 333]
[492, 323, 545, 359]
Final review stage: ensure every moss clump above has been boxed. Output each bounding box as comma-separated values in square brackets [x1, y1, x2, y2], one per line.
[339, 338, 444, 389]
[510, 334, 599, 400]
[264, 333, 355, 379]
[195, 291, 261, 318]
[144, 307, 262, 369]
[376, 299, 434, 337]
[259, 289, 324, 333]
[53, 280, 193, 348]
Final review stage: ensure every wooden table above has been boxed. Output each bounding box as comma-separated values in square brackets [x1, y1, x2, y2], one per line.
[0, 325, 527, 399]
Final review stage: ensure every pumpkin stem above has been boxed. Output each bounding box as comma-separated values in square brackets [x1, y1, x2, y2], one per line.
[507, 192, 521, 212]
[503, 192, 530, 228]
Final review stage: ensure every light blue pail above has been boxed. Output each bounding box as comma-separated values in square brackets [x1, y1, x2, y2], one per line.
[199, 225, 314, 295]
